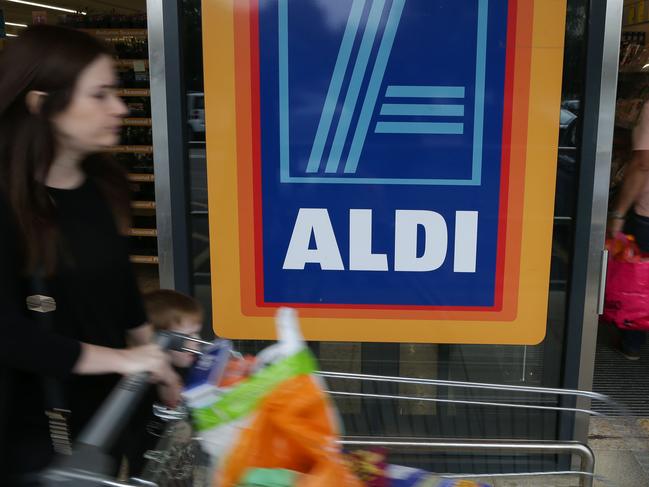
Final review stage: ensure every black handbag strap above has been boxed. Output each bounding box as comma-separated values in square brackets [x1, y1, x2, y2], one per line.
[27, 272, 72, 455]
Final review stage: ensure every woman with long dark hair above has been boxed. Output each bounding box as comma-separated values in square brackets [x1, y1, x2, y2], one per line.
[0, 25, 180, 483]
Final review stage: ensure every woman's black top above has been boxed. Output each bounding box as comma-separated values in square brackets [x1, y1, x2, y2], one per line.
[0, 179, 146, 481]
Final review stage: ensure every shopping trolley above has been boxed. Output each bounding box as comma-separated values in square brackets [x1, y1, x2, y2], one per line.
[40, 335, 641, 487]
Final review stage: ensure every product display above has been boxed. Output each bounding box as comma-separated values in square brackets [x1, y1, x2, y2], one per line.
[621, 31, 646, 50]
[125, 97, 152, 117]
[122, 126, 153, 145]
[620, 42, 649, 73]
[114, 38, 148, 58]
[118, 68, 150, 89]
[59, 13, 159, 278]
[115, 153, 154, 172]
[58, 13, 147, 29]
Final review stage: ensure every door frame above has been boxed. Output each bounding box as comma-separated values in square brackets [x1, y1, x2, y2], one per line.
[560, 0, 622, 444]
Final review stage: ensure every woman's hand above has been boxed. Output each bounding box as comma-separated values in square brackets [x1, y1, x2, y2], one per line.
[157, 369, 183, 408]
[74, 343, 183, 406]
[74, 342, 170, 376]
[607, 216, 625, 238]
[121, 345, 183, 407]
[117, 343, 169, 377]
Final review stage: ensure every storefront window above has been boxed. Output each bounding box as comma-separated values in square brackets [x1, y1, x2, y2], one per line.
[183, 0, 590, 472]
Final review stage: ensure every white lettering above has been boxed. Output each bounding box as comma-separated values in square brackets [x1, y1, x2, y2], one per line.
[283, 209, 478, 273]
[349, 209, 388, 271]
[282, 209, 344, 270]
[454, 211, 478, 273]
[394, 210, 448, 272]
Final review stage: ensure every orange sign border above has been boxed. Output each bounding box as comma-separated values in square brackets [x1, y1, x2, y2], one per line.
[203, 0, 566, 344]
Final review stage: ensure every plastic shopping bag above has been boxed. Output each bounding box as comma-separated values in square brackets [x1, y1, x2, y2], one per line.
[603, 233, 649, 330]
[187, 308, 362, 487]
[220, 373, 362, 487]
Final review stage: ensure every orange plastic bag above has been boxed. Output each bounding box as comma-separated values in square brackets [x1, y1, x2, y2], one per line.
[606, 232, 643, 262]
[216, 374, 363, 487]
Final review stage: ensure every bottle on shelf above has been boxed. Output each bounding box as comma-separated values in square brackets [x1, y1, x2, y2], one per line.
[121, 126, 153, 145]
[118, 68, 149, 89]
[59, 12, 147, 29]
[125, 97, 151, 118]
[115, 153, 154, 173]
[114, 38, 148, 58]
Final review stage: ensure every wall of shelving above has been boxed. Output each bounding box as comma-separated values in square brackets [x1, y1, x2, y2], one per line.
[0, 9, 161, 292]
[64, 18, 161, 291]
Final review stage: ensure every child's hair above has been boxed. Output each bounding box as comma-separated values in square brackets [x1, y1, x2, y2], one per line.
[143, 289, 203, 330]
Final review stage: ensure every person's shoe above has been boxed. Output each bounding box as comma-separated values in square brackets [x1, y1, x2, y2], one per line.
[619, 345, 641, 361]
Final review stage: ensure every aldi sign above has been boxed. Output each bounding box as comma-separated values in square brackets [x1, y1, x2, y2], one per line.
[203, 0, 567, 344]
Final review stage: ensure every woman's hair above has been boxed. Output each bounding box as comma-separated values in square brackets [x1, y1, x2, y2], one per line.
[0, 25, 130, 273]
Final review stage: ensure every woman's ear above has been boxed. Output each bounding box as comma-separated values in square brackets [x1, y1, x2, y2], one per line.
[25, 90, 47, 115]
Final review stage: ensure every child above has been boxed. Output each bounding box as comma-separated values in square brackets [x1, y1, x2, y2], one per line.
[125, 289, 204, 476]
[143, 289, 204, 368]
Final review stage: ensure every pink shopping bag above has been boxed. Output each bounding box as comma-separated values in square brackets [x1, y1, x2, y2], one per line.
[603, 233, 649, 330]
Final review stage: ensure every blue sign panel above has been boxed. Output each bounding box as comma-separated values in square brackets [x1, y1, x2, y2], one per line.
[258, 0, 509, 308]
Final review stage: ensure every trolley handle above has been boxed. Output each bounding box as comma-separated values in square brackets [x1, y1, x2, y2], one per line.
[77, 331, 187, 448]
[41, 332, 189, 486]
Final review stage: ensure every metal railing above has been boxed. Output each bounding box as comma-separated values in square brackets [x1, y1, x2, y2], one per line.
[40, 338, 638, 486]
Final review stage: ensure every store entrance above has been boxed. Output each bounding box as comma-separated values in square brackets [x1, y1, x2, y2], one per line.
[179, 0, 599, 475]
[593, 11, 649, 416]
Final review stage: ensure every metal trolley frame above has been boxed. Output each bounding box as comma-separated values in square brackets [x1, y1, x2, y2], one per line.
[40, 336, 640, 487]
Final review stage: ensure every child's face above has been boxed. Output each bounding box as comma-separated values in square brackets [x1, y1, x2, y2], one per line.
[170, 315, 202, 368]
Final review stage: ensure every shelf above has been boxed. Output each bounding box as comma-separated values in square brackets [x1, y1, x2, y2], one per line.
[130, 255, 159, 265]
[129, 228, 158, 237]
[116, 88, 150, 97]
[115, 59, 149, 69]
[80, 29, 147, 39]
[128, 173, 154, 182]
[106, 145, 153, 154]
[132, 200, 156, 210]
[122, 118, 152, 126]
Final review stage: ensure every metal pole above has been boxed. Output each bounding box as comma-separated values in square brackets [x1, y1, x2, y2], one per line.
[147, 0, 192, 293]
[580, 444, 596, 487]
[562, 0, 624, 445]
[317, 370, 623, 410]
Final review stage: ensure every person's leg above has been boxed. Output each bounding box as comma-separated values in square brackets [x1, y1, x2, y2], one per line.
[620, 328, 645, 359]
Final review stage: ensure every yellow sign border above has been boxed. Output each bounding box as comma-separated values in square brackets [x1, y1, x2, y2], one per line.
[203, 0, 567, 344]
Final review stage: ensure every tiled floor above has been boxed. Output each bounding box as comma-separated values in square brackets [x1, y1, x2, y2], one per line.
[592, 323, 649, 417]
[586, 417, 649, 487]
[588, 324, 649, 485]
[486, 418, 649, 486]
[422, 419, 649, 486]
